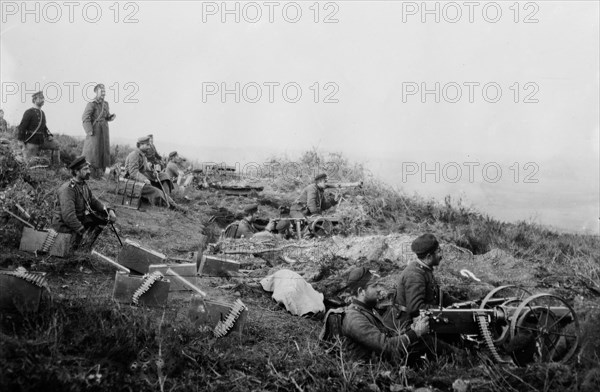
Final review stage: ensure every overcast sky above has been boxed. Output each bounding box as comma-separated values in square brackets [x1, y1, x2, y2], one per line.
[1, 1, 598, 233]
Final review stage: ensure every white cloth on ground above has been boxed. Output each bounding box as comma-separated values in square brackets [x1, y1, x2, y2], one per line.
[260, 269, 325, 316]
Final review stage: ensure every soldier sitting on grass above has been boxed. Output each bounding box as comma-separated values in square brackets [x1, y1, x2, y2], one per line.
[321, 267, 431, 365]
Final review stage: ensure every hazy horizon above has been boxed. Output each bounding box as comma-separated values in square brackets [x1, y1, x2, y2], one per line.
[1, 1, 598, 234]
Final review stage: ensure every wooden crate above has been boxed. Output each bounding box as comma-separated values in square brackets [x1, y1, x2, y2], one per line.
[116, 178, 144, 209]
[148, 263, 199, 291]
[188, 295, 248, 335]
[117, 239, 166, 275]
[198, 255, 240, 278]
[112, 271, 170, 307]
[0, 271, 46, 312]
[19, 227, 72, 257]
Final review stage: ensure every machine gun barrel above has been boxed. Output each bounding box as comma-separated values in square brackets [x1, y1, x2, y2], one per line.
[326, 181, 363, 189]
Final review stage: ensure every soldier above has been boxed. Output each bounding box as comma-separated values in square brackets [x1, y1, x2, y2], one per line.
[124, 136, 175, 207]
[223, 204, 277, 239]
[340, 268, 431, 363]
[145, 134, 164, 170]
[393, 233, 459, 328]
[17, 91, 60, 163]
[0, 108, 8, 134]
[165, 151, 194, 198]
[51, 156, 116, 249]
[291, 173, 336, 218]
[82, 83, 116, 178]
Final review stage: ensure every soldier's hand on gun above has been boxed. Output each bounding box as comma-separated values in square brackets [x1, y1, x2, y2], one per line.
[108, 210, 117, 223]
[411, 314, 430, 337]
[265, 219, 276, 232]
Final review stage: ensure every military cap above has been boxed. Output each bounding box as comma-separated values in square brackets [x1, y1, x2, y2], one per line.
[244, 204, 258, 215]
[346, 267, 380, 292]
[411, 233, 439, 256]
[32, 91, 44, 100]
[314, 173, 328, 182]
[69, 156, 89, 171]
[137, 136, 151, 144]
[169, 151, 178, 159]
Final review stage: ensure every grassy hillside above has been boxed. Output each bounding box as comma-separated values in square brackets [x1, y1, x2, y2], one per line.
[1, 133, 599, 392]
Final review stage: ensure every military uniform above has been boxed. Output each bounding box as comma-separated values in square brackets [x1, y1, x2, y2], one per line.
[234, 218, 258, 239]
[17, 107, 59, 160]
[0, 117, 8, 134]
[394, 261, 458, 326]
[291, 183, 332, 217]
[124, 149, 168, 206]
[342, 300, 419, 362]
[82, 98, 114, 171]
[52, 178, 110, 249]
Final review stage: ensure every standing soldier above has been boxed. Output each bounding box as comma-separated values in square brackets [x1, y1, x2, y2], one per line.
[52, 156, 117, 250]
[82, 84, 116, 178]
[17, 91, 60, 164]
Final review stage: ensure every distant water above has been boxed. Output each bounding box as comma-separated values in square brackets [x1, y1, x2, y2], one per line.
[369, 156, 600, 236]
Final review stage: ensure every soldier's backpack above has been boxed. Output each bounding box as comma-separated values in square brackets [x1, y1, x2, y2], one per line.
[318, 307, 347, 347]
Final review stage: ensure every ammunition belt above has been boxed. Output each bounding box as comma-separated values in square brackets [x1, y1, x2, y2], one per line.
[41, 229, 58, 252]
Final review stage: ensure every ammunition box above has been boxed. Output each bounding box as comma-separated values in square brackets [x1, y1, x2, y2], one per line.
[148, 263, 199, 291]
[117, 239, 166, 275]
[112, 271, 170, 307]
[188, 295, 248, 335]
[116, 178, 144, 209]
[198, 255, 240, 278]
[0, 271, 46, 312]
[19, 227, 72, 257]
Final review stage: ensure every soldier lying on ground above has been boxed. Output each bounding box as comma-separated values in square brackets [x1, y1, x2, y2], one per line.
[124, 136, 181, 209]
[222, 204, 279, 239]
[51, 156, 116, 250]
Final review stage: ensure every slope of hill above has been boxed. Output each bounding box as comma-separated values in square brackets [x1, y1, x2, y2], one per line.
[1, 133, 599, 392]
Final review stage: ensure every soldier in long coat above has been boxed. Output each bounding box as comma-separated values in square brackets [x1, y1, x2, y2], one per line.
[82, 84, 116, 177]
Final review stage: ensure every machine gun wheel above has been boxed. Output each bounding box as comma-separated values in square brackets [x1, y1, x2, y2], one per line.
[479, 285, 532, 345]
[509, 293, 580, 365]
[480, 285, 532, 309]
[310, 217, 333, 237]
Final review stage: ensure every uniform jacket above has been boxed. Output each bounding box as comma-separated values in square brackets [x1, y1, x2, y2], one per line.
[293, 183, 332, 215]
[342, 300, 418, 362]
[125, 149, 153, 183]
[17, 107, 51, 144]
[235, 218, 258, 239]
[394, 262, 457, 325]
[52, 179, 106, 234]
[82, 99, 113, 168]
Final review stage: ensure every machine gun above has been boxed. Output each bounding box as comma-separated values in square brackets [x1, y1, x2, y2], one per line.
[421, 286, 580, 366]
[325, 181, 363, 189]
